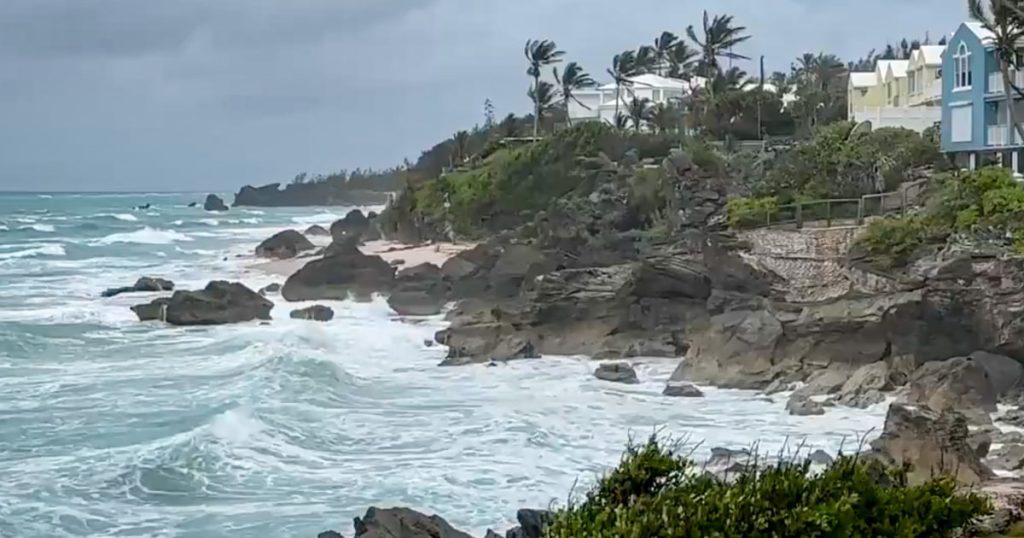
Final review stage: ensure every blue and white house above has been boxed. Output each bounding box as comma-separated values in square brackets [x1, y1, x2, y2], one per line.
[941, 21, 1024, 171]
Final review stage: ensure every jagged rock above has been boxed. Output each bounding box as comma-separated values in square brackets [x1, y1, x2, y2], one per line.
[483, 531, 502, 538]
[282, 240, 395, 302]
[289, 305, 334, 322]
[352, 507, 473, 538]
[131, 281, 272, 325]
[204, 194, 228, 211]
[763, 378, 795, 395]
[441, 243, 502, 298]
[707, 447, 751, 468]
[304, 224, 330, 236]
[869, 403, 994, 486]
[488, 244, 554, 298]
[663, 382, 704, 397]
[970, 350, 1024, 398]
[832, 361, 893, 408]
[318, 532, 344, 538]
[387, 263, 450, 316]
[102, 277, 174, 298]
[999, 408, 1024, 428]
[968, 426, 994, 458]
[258, 283, 281, 296]
[594, 363, 639, 384]
[675, 309, 782, 390]
[510, 509, 552, 538]
[255, 229, 315, 259]
[988, 444, 1024, 472]
[807, 449, 833, 466]
[330, 210, 371, 242]
[903, 356, 998, 424]
[792, 365, 855, 400]
[786, 394, 825, 416]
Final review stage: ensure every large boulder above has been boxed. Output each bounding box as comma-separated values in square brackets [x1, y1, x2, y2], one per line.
[970, 350, 1024, 398]
[506, 509, 553, 538]
[869, 403, 994, 486]
[352, 507, 473, 538]
[102, 277, 174, 298]
[786, 394, 825, 416]
[663, 381, 704, 397]
[204, 194, 228, 212]
[833, 361, 894, 408]
[282, 241, 395, 302]
[673, 309, 782, 389]
[290, 305, 334, 322]
[387, 263, 450, 316]
[305, 224, 330, 236]
[488, 244, 555, 298]
[131, 281, 272, 325]
[330, 210, 371, 242]
[594, 363, 639, 384]
[255, 229, 315, 259]
[903, 356, 998, 424]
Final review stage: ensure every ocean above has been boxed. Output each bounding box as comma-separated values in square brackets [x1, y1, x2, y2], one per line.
[0, 192, 887, 537]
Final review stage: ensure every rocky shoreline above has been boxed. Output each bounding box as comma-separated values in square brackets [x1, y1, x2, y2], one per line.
[101, 150, 1024, 535]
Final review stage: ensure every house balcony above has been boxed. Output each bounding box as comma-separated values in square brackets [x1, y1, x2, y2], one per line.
[987, 70, 1024, 96]
[987, 124, 1024, 146]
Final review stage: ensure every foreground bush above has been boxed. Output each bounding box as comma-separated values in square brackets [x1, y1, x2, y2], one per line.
[546, 436, 989, 538]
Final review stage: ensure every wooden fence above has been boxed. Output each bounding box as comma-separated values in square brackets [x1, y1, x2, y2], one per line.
[747, 178, 930, 229]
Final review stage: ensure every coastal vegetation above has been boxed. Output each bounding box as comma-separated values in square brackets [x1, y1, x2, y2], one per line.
[546, 436, 990, 538]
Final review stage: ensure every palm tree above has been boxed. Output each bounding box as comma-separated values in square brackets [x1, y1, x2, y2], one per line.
[607, 50, 639, 124]
[497, 113, 519, 139]
[524, 39, 565, 138]
[968, 0, 1024, 144]
[627, 97, 653, 131]
[451, 130, 470, 165]
[634, 45, 659, 75]
[686, 11, 751, 80]
[554, 62, 596, 126]
[527, 80, 558, 133]
[668, 41, 699, 79]
[613, 112, 630, 130]
[653, 32, 680, 75]
[647, 102, 681, 133]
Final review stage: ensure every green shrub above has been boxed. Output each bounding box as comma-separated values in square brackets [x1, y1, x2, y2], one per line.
[727, 196, 779, 228]
[546, 436, 990, 538]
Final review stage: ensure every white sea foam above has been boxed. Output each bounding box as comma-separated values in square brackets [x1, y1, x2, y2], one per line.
[93, 227, 192, 245]
[199, 218, 220, 226]
[291, 212, 344, 225]
[0, 225, 8, 231]
[20, 224, 56, 233]
[101, 213, 139, 222]
[37, 194, 53, 199]
[0, 244, 66, 259]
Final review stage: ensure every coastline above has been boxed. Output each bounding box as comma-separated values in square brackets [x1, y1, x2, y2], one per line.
[247, 238, 476, 277]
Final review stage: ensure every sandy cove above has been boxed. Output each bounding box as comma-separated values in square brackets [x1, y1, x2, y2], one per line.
[248, 239, 476, 277]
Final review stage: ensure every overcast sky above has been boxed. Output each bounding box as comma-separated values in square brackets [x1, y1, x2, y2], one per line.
[0, 0, 965, 192]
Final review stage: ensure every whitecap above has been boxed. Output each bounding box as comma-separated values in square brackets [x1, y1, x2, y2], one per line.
[0, 225, 8, 231]
[291, 212, 344, 225]
[199, 218, 220, 226]
[171, 220, 184, 226]
[210, 407, 264, 444]
[37, 194, 53, 199]
[93, 227, 193, 245]
[243, 209, 265, 215]
[107, 213, 138, 222]
[20, 224, 56, 233]
[0, 244, 66, 259]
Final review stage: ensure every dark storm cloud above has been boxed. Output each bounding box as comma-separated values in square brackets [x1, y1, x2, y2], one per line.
[0, 0, 965, 191]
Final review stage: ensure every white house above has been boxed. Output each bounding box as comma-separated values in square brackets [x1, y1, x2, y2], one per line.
[847, 47, 944, 133]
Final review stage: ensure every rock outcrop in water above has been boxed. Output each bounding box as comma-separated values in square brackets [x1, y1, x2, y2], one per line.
[204, 194, 228, 212]
[319, 507, 553, 538]
[387, 263, 449, 316]
[255, 229, 315, 259]
[282, 239, 395, 302]
[290, 305, 334, 322]
[131, 281, 272, 325]
[102, 277, 174, 298]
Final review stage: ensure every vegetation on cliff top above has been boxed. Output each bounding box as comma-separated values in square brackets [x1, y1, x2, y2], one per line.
[546, 436, 989, 538]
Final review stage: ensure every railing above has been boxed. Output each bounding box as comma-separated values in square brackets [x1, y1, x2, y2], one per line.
[741, 179, 930, 230]
[987, 70, 1024, 94]
[986, 124, 1024, 146]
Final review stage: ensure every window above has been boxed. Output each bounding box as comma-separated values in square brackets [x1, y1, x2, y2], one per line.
[951, 105, 973, 142]
[653, 89, 662, 102]
[954, 42, 972, 90]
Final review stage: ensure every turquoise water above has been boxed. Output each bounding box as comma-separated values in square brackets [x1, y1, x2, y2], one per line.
[0, 193, 887, 537]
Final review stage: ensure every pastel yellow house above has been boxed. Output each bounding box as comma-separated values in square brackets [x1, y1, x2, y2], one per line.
[880, 59, 910, 106]
[906, 45, 944, 106]
[848, 72, 883, 115]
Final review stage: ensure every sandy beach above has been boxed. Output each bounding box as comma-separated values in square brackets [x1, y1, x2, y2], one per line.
[248, 239, 476, 277]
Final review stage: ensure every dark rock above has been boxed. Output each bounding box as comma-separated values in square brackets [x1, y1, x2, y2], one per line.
[317, 532, 344, 538]
[290, 305, 334, 322]
[135, 203, 151, 210]
[807, 449, 833, 466]
[483, 531, 502, 538]
[988, 444, 1024, 472]
[488, 244, 555, 298]
[514, 509, 552, 538]
[102, 277, 174, 298]
[305, 224, 330, 236]
[999, 408, 1024, 428]
[970, 350, 1024, 398]
[387, 263, 450, 316]
[204, 194, 228, 212]
[869, 402, 994, 486]
[330, 210, 371, 242]
[255, 229, 315, 259]
[675, 309, 781, 390]
[258, 283, 281, 296]
[833, 362, 893, 408]
[786, 394, 825, 416]
[968, 426, 994, 458]
[352, 507, 473, 538]
[282, 242, 395, 302]
[663, 381, 704, 397]
[707, 447, 751, 468]
[187, 202, 197, 208]
[389, 258, 405, 267]
[763, 378, 795, 395]
[131, 281, 272, 325]
[904, 356, 997, 424]
[594, 362, 639, 384]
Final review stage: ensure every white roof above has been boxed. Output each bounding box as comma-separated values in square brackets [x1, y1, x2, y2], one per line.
[849, 72, 878, 88]
[965, 21, 996, 44]
[877, 59, 909, 79]
[597, 73, 689, 91]
[917, 45, 945, 65]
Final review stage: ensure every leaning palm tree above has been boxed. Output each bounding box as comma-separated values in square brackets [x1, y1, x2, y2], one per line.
[653, 31, 680, 75]
[524, 39, 565, 138]
[607, 50, 639, 123]
[451, 130, 470, 166]
[554, 62, 597, 126]
[613, 112, 630, 130]
[686, 11, 752, 100]
[527, 80, 558, 133]
[627, 97, 653, 131]
[968, 0, 1024, 144]
[668, 41, 699, 79]
[646, 101, 681, 133]
[634, 45, 659, 75]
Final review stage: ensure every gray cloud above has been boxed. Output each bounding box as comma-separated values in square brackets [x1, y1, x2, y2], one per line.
[0, 0, 965, 191]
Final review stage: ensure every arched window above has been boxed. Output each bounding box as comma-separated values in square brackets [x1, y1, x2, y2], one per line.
[954, 42, 972, 90]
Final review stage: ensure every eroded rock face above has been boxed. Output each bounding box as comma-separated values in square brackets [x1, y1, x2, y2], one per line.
[594, 363, 639, 384]
[131, 281, 272, 325]
[903, 356, 997, 424]
[255, 229, 315, 259]
[290, 305, 334, 322]
[870, 403, 994, 486]
[351, 507, 473, 538]
[282, 241, 395, 302]
[102, 277, 174, 298]
[674, 309, 781, 390]
[387, 263, 450, 316]
[204, 194, 228, 212]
